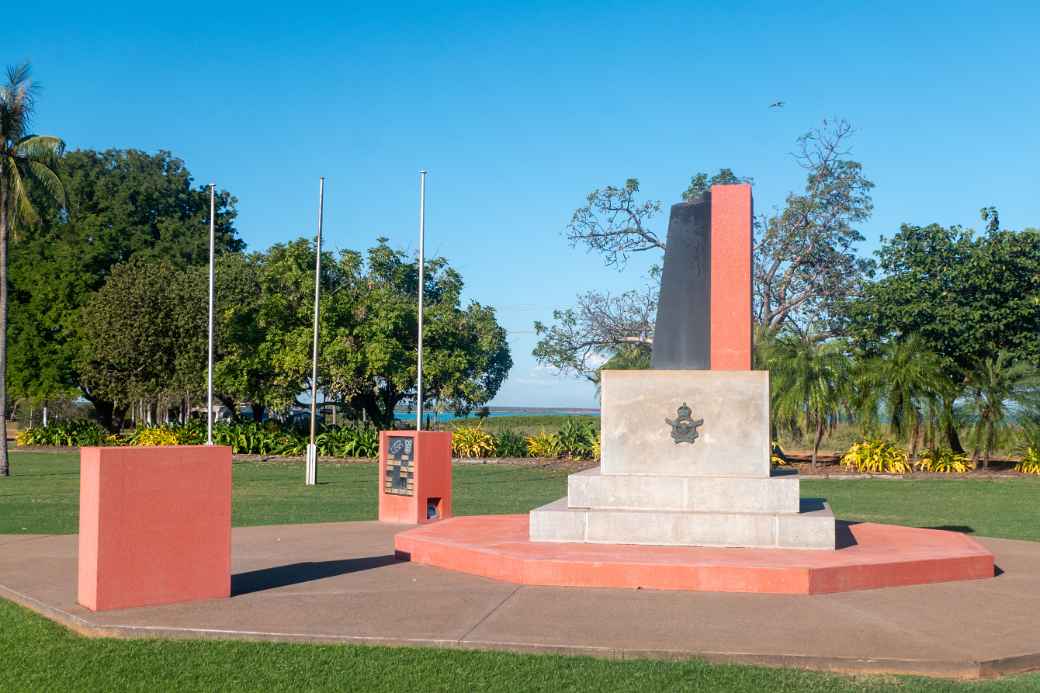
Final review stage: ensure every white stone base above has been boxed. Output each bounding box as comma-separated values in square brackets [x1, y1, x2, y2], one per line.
[529, 496, 836, 550]
[568, 467, 800, 514]
[601, 370, 772, 478]
[532, 370, 837, 551]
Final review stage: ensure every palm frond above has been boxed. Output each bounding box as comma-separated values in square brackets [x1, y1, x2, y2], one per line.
[15, 135, 64, 162]
[6, 163, 40, 229]
[25, 159, 66, 208]
[5, 63, 32, 91]
[0, 62, 36, 142]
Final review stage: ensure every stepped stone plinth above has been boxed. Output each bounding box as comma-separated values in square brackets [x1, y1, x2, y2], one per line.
[529, 370, 836, 550]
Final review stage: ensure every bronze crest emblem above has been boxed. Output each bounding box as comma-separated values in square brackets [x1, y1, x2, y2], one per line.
[665, 402, 703, 444]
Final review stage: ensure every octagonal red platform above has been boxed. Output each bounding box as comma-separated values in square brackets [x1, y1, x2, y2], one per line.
[394, 515, 995, 594]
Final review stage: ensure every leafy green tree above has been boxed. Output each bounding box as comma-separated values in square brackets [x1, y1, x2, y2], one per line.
[963, 352, 1039, 468]
[8, 149, 241, 428]
[203, 238, 511, 430]
[235, 238, 345, 418]
[210, 252, 271, 420]
[849, 222, 1040, 450]
[319, 240, 512, 428]
[762, 333, 851, 471]
[77, 259, 194, 423]
[0, 63, 65, 477]
[853, 336, 950, 458]
[681, 168, 749, 201]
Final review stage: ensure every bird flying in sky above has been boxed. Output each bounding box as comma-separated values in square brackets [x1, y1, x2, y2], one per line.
[769, 101, 785, 109]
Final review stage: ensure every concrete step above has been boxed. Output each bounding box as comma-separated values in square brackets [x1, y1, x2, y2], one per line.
[529, 497, 835, 550]
[568, 466, 800, 514]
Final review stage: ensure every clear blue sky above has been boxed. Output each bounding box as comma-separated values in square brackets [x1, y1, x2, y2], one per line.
[14, 1, 1040, 408]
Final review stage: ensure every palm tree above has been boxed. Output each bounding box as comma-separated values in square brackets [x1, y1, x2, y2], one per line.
[854, 336, 949, 458]
[964, 351, 1039, 468]
[0, 63, 65, 477]
[765, 333, 851, 472]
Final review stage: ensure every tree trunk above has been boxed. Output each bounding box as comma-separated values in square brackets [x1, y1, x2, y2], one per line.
[943, 398, 964, 453]
[352, 392, 394, 430]
[87, 396, 117, 432]
[982, 420, 994, 469]
[0, 166, 10, 477]
[909, 412, 921, 460]
[217, 395, 237, 422]
[112, 404, 128, 433]
[250, 403, 265, 423]
[970, 418, 983, 465]
[811, 416, 824, 473]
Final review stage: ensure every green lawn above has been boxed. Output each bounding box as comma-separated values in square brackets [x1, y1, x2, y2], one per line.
[3, 451, 1039, 540]
[4, 451, 1040, 691]
[2, 598, 1038, 692]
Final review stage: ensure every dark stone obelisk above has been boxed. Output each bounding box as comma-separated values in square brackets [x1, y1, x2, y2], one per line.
[650, 192, 711, 370]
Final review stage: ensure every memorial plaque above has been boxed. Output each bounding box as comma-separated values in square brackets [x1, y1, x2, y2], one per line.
[384, 435, 415, 496]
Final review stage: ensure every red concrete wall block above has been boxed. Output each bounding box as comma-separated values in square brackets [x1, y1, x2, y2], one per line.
[77, 446, 232, 611]
[709, 183, 754, 371]
[378, 431, 453, 525]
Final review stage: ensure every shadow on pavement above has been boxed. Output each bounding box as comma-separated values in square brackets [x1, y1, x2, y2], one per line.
[925, 525, 975, 534]
[835, 520, 859, 549]
[232, 555, 398, 595]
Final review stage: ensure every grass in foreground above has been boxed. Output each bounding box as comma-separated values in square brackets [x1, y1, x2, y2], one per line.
[2, 599, 1038, 693]
[3, 451, 1040, 541]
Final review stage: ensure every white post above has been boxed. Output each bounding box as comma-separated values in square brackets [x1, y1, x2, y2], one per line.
[306, 177, 325, 486]
[416, 170, 427, 432]
[207, 184, 216, 445]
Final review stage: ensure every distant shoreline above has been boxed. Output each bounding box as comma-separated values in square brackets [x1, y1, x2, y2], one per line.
[394, 406, 599, 420]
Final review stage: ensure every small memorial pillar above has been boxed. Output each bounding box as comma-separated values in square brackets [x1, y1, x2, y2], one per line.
[77, 445, 232, 611]
[378, 431, 453, 524]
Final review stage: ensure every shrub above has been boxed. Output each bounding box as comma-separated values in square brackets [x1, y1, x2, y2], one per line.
[212, 422, 306, 456]
[557, 419, 597, 460]
[526, 430, 563, 458]
[494, 430, 527, 457]
[451, 426, 496, 458]
[128, 426, 181, 447]
[840, 439, 912, 474]
[915, 447, 974, 474]
[14, 420, 109, 447]
[1014, 448, 1040, 475]
[316, 425, 378, 458]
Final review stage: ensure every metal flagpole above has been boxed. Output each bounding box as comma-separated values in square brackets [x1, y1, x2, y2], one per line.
[305, 177, 325, 486]
[416, 170, 427, 432]
[207, 184, 216, 446]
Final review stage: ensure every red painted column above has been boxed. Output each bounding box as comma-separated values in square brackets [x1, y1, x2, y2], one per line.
[709, 184, 753, 370]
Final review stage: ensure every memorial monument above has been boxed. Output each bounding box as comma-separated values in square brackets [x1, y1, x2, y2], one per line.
[528, 183, 836, 549]
[395, 182, 993, 593]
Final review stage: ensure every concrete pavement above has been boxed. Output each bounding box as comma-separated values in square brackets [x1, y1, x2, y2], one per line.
[1, 521, 1038, 679]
